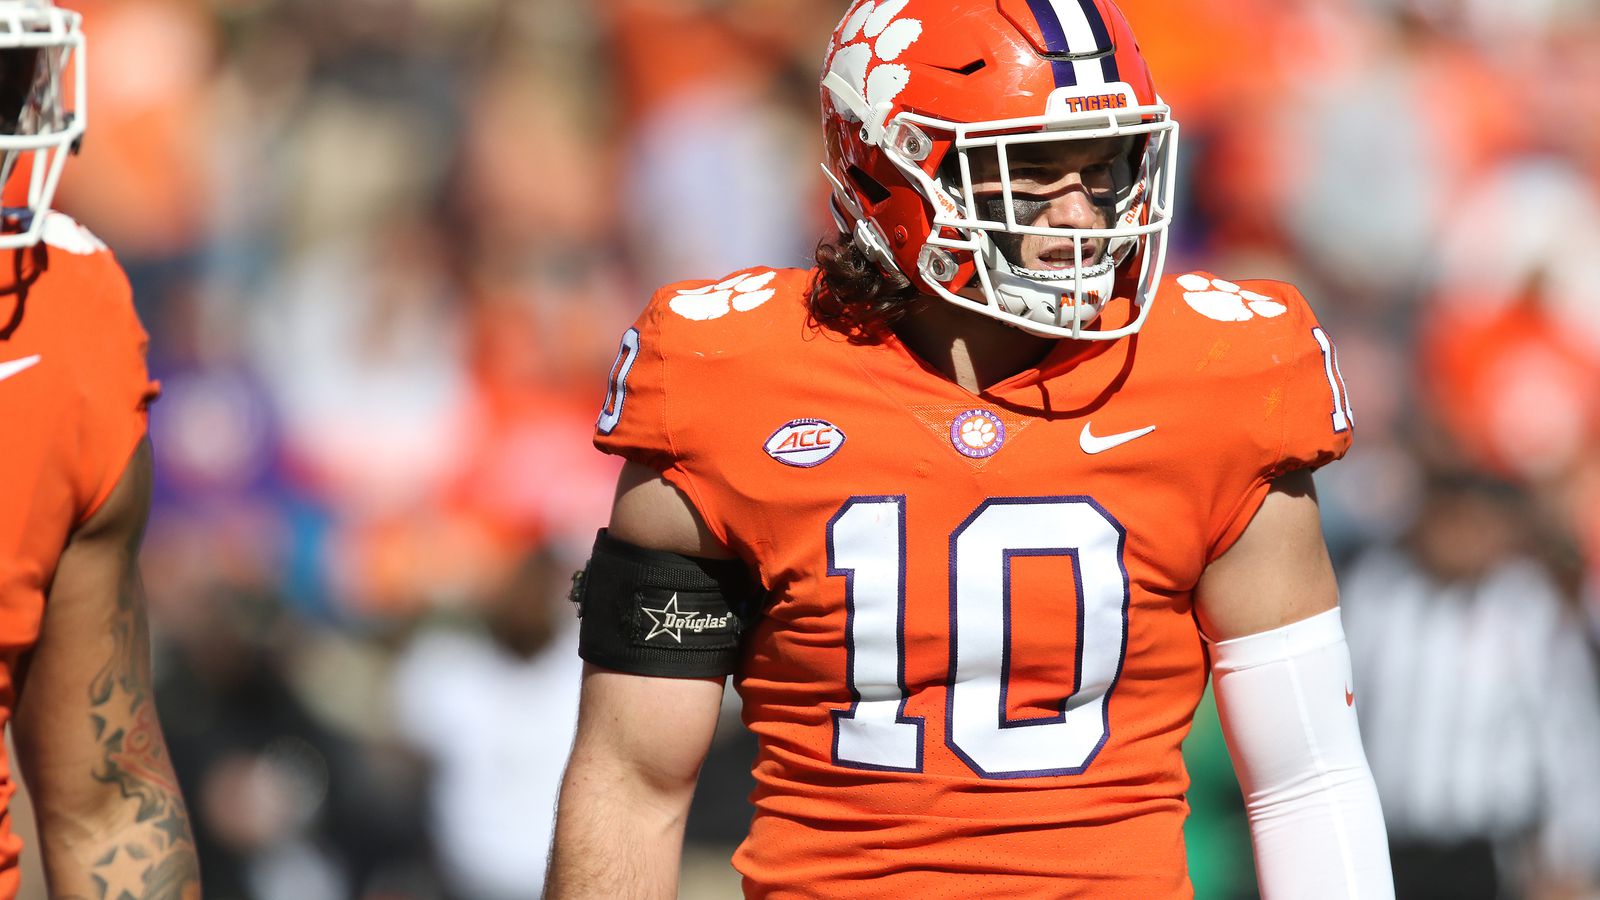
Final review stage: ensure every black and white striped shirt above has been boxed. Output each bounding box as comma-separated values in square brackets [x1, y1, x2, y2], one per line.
[1341, 548, 1600, 878]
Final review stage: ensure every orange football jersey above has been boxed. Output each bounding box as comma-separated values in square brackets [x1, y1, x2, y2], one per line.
[0, 214, 158, 895]
[594, 266, 1353, 898]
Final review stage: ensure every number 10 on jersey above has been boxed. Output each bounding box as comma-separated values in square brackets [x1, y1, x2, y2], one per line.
[828, 496, 1131, 780]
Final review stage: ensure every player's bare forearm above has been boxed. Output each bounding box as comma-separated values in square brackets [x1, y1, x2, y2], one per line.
[547, 753, 695, 898]
[49, 572, 198, 899]
[546, 666, 723, 899]
[12, 443, 200, 899]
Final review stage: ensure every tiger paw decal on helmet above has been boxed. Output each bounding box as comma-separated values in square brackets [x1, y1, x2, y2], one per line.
[1177, 274, 1288, 323]
[826, 0, 924, 126]
[668, 271, 779, 322]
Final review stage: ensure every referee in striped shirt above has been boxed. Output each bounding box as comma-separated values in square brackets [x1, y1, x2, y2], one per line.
[1341, 470, 1600, 899]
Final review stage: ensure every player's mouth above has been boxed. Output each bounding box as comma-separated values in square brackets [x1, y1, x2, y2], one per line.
[1034, 243, 1105, 271]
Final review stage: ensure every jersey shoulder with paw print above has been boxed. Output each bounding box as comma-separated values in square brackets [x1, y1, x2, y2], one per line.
[593, 267, 1354, 899]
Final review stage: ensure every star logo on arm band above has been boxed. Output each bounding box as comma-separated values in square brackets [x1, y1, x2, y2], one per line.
[641, 594, 689, 643]
[640, 594, 734, 644]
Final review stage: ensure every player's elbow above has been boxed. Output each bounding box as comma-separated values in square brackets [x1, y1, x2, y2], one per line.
[1242, 763, 1381, 818]
[31, 787, 139, 859]
[561, 740, 704, 819]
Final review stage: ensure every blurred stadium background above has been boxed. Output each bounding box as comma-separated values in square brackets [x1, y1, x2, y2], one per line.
[14, 0, 1600, 897]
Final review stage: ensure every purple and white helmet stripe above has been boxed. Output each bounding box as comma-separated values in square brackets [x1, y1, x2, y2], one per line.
[1022, 0, 1120, 88]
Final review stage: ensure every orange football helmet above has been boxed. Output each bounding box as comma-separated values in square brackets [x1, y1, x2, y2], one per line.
[820, 0, 1179, 339]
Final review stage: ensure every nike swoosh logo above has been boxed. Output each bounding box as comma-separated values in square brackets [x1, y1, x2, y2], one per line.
[0, 354, 40, 383]
[1079, 422, 1156, 455]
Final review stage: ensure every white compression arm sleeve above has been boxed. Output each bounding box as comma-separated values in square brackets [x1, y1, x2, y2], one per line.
[1209, 608, 1395, 899]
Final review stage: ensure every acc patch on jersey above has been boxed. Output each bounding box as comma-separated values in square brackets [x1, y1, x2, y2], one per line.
[765, 418, 846, 468]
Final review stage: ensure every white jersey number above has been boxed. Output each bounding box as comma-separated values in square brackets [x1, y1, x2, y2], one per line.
[597, 327, 641, 436]
[828, 496, 1131, 779]
[1312, 326, 1355, 433]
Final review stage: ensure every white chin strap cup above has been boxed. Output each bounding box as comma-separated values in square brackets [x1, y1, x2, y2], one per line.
[983, 238, 1117, 333]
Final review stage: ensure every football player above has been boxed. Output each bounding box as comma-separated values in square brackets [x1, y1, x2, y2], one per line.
[551, 0, 1392, 896]
[0, 2, 198, 896]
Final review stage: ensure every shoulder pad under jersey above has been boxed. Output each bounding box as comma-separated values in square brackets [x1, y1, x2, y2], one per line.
[1152, 272, 1356, 558]
[1159, 270, 1355, 475]
[1, 213, 156, 522]
[593, 266, 814, 473]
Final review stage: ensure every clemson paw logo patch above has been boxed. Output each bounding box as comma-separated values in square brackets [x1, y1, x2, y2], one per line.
[951, 409, 1005, 459]
[828, 0, 924, 115]
[1178, 274, 1289, 322]
[668, 271, 778, 322]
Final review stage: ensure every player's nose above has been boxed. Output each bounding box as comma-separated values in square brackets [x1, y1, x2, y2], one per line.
[1039, 181, 1101, 230]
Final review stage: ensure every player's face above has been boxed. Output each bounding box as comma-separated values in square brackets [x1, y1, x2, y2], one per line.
[967, 136, 1134, 270]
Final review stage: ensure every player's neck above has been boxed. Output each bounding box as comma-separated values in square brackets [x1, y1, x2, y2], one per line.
[893, 299, 1054, 393]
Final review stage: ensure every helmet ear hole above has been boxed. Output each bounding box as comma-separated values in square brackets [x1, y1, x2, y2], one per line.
[846, 165, 892, 207]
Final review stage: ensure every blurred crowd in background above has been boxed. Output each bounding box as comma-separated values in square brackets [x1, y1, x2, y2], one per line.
[18, 0, 1600, 897]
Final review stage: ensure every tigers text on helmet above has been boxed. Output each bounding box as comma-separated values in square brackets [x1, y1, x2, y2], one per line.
[0, 0, 83, 251]
[820, 0, 1179, 340]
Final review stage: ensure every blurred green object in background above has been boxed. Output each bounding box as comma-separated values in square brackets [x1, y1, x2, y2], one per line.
[1184, 688, 1256, 900]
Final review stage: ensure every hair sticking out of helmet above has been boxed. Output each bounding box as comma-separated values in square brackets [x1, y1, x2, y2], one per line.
[0, 0, 84, 250]
[817, 0, 1179, 341]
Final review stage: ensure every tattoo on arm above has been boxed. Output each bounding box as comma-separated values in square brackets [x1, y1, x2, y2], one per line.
[76, 564, 200, 900]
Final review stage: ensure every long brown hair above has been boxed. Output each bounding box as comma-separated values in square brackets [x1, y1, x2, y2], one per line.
[806, 233, 921, 341]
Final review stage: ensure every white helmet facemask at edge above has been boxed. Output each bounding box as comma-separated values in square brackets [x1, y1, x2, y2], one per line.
[0, 0, 84, 251]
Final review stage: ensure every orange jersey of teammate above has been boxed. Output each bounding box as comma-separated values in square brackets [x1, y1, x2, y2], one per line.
[594, 267, 1353, 898]
[0, 213, 157, 892]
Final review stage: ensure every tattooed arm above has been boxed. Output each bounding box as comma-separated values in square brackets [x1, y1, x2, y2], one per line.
[10, 441, 201, 899]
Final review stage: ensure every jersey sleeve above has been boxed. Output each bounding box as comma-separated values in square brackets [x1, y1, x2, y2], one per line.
[592, 267, 801, 553]
[1206, 281, 1354, 561]
[591, 275, 747, 549]
[594, 292, 677, 474]
[73, 256, 161, 523]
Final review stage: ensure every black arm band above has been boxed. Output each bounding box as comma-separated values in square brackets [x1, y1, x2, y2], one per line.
[570, 529, 761, 678]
